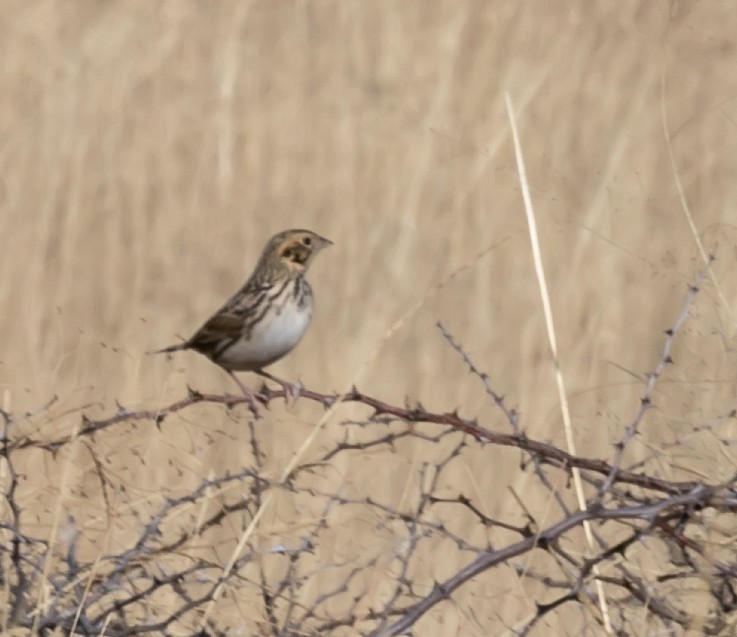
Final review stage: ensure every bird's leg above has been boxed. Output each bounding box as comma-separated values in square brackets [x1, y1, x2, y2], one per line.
[227, 370, 261, 416]
[255, 370, 303, 405]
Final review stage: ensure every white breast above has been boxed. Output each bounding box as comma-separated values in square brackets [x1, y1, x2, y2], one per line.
[218, 293, 313, 371]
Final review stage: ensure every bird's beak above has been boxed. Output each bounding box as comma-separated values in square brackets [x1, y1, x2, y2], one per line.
[317, 236, 333, 250]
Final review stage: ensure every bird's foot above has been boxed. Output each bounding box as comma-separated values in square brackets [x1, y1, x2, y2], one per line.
[256, 370, 302, 406]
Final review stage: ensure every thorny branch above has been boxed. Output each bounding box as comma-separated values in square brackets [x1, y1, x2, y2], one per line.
[2, 263, 737, 635]
[8, 385, 710, 497]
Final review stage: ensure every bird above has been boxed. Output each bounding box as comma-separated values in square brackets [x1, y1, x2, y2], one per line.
[155, 229, 332, 409]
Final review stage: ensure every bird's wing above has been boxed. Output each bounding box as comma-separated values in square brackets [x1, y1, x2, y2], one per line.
[186, 312, 245, 359]
[222, 281, 274, 318]
[186, 280, 275, 356]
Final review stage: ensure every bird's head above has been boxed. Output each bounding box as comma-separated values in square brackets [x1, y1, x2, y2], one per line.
[261, 229, 333, 277]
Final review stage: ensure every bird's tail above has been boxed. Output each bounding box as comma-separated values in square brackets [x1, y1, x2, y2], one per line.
[148, 342, 188, 355]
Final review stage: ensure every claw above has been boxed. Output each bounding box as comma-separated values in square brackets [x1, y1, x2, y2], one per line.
[284, 380, 302, 406]
[255, 370, 301, 407]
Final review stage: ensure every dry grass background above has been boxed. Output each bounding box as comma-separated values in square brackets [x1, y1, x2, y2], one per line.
[2, 1, 737, 635]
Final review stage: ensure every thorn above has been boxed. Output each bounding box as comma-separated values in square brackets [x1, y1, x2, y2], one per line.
[187, 385, 203, 400]
[664, 328, 674, 336]
[665, 355, 674, 364]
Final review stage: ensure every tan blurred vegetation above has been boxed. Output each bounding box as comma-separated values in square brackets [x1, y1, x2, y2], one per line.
[2, 0, 737, 634]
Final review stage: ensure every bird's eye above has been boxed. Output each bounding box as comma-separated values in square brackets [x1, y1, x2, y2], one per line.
[302, 237, 312, 247]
